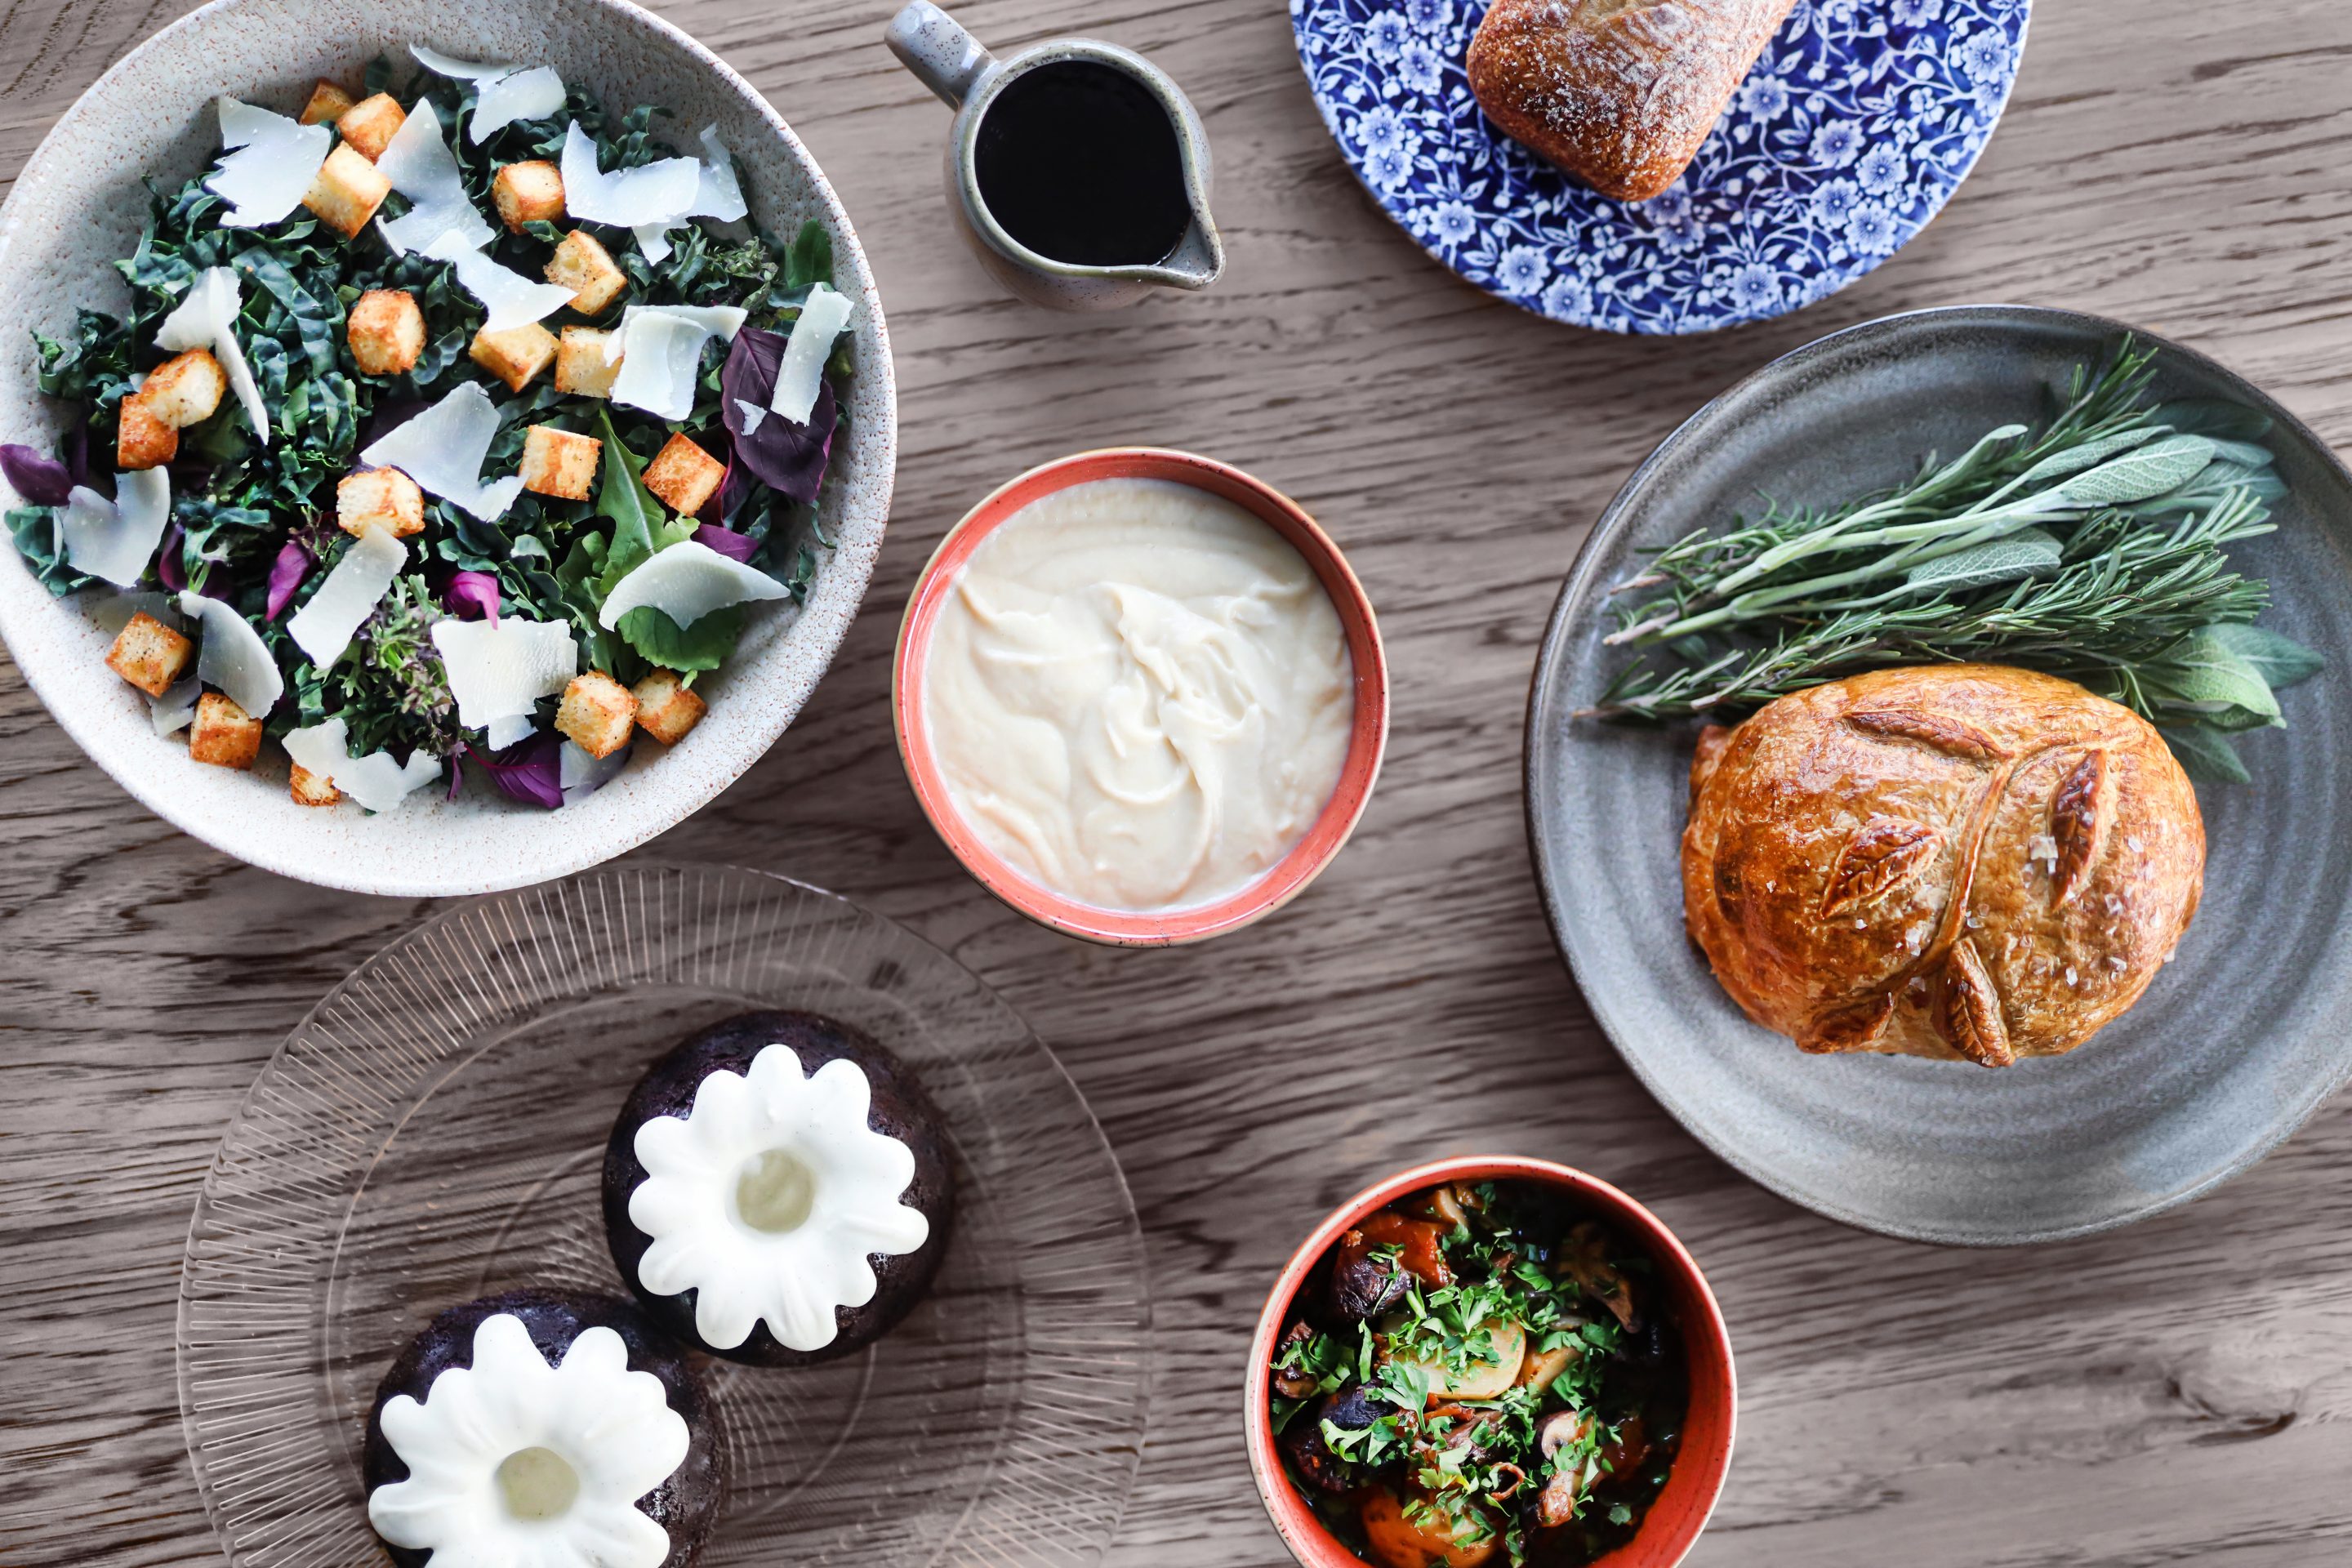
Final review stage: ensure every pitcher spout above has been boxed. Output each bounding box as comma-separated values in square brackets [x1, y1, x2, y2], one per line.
[1154, 208, 1226, 292]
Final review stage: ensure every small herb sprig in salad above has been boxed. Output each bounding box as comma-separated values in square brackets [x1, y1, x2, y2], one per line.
[1588, 341, 2323, 783]
[1, 45, 857, 811]
[1270, 1182, 1686, 1568]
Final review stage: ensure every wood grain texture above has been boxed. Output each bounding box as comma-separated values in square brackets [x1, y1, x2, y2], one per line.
[7, 1, 2352, 1564]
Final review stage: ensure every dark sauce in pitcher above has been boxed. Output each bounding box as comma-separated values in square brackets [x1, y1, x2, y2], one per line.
[973, 60, 1192, 267]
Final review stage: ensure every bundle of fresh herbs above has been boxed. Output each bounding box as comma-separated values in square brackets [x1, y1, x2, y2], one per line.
[1591, 341, 2321, 782]
[1, 49, 853, 805]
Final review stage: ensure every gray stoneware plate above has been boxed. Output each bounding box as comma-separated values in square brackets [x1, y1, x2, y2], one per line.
[0, 0, 896, 898]
[1526, 305, 2352, 1245]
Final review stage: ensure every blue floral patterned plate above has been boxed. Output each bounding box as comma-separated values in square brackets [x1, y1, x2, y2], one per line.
[1290, 0, 2030, 332]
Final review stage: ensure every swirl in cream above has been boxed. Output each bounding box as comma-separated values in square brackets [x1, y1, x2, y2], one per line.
[923, 478, 1353, 912]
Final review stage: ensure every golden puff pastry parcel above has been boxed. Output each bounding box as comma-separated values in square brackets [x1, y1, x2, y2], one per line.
[1681, 664, 2205, 1067]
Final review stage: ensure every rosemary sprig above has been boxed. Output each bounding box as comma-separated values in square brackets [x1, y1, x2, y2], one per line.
[1588, 341, 2323, 782]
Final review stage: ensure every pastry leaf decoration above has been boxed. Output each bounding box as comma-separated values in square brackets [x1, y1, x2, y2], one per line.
[1820, 817, 1941, 915]
[1846, 707, 2007, 762]
[1936, 937, 2015, 1068]
[2049, 749, 2109, 908]
[1797, 991, 1895, 1055]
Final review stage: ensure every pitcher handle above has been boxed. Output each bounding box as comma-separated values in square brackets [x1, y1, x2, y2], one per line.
[886, 1, 996, 109]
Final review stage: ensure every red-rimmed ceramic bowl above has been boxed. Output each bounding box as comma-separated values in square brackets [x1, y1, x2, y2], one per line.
[1245, 1156, 1736, 1568]
[893, 448, 1389, 946]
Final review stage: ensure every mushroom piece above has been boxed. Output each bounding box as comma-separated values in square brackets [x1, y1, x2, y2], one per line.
[1531, 1410, 1598, 1529]
[1361, 1484, 1499, 1568]
[1270, 1320, 1321, 1401]
[1325, 1230, 1413, 1321]
[1558, 1222, 1637, 1330]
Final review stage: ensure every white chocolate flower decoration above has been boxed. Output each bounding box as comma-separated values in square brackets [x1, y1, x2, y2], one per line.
[628, 1045, 931, 1353]
[366, 1313, 688, 1568]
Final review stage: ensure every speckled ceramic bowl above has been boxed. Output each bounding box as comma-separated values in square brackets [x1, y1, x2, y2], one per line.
[893, 448, 1388, 946]
[0, 0, 896, 897]
[1245, 1156, 1737, 1568]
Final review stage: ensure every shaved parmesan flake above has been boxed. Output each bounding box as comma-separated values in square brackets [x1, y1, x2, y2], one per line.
[361, 383, 525, 522]
[599, 539, 788, 630]
[559, 121, 700, 228]
[403, 45, 568, 136]
[609, 305, 745, 421]
[425, 232, 574, 332]
[431, 618, 578, 732]
[287, 524, 407, 666]
[376, 100, 496, 256]
[560, 738, 630, 802]
[176, 590, 283, 717]
[408, 44, 514, 79]
[770, 284, 853, 425]
[734, 399, 768, 436]
[60, 468, 169, 586]
[472, 66, 567, 140]
[693, 126, 748, 222]
[150, 675, 201, 737]
[284, 717, 443, 813]
[486, 712, 538, 751]
[158, 268, 269, 443]
[206, 96, 330, 229]
[633, 224, 675, 265]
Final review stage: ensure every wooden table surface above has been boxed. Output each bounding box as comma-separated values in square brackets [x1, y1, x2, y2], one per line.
[7, 1, 2352, 1564]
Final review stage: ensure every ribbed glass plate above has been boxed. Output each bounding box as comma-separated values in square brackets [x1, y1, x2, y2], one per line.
[177, 862, 1149, 1568]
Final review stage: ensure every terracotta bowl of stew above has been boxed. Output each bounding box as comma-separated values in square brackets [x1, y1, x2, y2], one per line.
[1245, 1156, 1735, 1568]
[892, 447, 1388, 947]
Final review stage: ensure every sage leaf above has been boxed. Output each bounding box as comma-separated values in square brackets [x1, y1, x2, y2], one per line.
[2161, 725, 2252, 784]
[2155, 399, 2274, 442]
[2206, 622, 2325, 691]
[2059, 434, 2217, 506]
[2011, 426, 2160, 490]
[1902, 528, 2063, 595]
[2143, 626, 2282, 724]
[2202, 437, 2275, 470]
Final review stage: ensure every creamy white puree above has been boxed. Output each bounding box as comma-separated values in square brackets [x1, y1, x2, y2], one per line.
[923, 478, 1354, 913]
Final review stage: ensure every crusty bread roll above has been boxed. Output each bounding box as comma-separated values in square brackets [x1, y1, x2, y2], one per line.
[1467, 0, 1797, 202]
[1682, 666, 2205, 1067]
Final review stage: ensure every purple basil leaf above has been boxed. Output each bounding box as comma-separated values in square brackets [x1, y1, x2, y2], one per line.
[265, 541, 312, 621]
[693, 522, 757, 563]
[156, 523, 187, 593]
[0, 443, 74, 507]
[446, 569, 501, 627]
[64, 423, 91, 490]
[464, 733, 564, 810]
[719, 328, 837, 504]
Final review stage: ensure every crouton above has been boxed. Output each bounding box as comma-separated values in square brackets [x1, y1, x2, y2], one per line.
[300, 79, 357, 127]
[492, 161, 566, 231]
[631, 668, 706, 746]
[556, 670, 636, 759]
[546, 229, 626, 315]
[290, 761, 341, 806]
[644, 434, 726, 518]
[116, 396, 179, 470]
[336, 466, 425, 539]
[137, 349, 227, 429]
[189, 693, 263, 769]
[336, 92, 408, 162]
[555, 327, 621, 399]
[519, 425, 601, 501]
[303, 141, 392, 238]
[105, 612, 194, 697]
[347, 289, 425, 376]
[470, 322, 558, 394]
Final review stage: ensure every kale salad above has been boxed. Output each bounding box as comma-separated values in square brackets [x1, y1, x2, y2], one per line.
[1270, 1181, 1687, 1568]
[0, 44, 856, 811]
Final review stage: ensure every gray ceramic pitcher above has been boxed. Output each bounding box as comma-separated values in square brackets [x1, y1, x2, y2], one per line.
[884, 0, 1226, 310]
